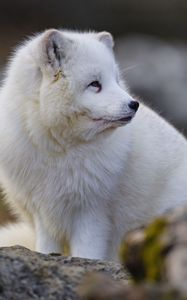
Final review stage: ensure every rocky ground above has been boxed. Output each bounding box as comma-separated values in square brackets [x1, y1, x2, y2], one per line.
[120, 206, 187, 296]
[1, 206, 187, 299]
[0, 246, 128, 300]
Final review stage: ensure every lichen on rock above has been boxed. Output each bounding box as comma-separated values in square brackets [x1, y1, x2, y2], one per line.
[120, 206, 187, 298]
[0, 245, 128, 300]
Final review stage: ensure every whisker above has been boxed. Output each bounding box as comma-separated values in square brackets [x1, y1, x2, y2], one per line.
[119, 63, 141, 75]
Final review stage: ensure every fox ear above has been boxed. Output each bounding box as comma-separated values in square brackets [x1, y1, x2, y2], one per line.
[42, 29, 71, 72]
[97, 31, 114, 49]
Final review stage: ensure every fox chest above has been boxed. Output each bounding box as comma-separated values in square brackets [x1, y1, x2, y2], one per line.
[18, 154, 120, 213]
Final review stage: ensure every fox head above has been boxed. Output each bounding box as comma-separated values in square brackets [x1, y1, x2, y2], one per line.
[7, 29, 139, 146]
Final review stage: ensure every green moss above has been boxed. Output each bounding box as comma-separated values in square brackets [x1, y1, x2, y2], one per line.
[120, 217, 168, 283]
[143, 217, 168, 282]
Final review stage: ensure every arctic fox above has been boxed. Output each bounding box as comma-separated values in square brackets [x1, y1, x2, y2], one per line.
[0, 29, 187, 261]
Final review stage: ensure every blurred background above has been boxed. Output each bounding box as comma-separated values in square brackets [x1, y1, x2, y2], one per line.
[0, 0, 187, 223]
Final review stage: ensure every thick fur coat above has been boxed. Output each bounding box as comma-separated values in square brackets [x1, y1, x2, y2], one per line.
[0, 29, 187, 261]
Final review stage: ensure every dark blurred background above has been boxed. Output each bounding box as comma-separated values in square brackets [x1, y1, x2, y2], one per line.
[0, 0, 187, 223]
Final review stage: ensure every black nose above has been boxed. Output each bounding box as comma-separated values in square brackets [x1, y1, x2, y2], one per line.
[128, 101, 139, 112]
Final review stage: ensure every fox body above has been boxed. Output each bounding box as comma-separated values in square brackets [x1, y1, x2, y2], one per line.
[0, 29, 187, 261]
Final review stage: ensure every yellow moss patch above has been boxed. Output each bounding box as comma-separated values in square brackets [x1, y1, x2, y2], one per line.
[120, 217, 168, 283]
[143, 217, 168, 282]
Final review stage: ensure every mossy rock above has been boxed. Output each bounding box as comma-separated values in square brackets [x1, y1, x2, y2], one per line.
[120, 217, 173, 283]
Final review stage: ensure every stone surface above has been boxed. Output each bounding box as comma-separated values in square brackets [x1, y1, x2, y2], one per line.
[0, 246, 128, 300]
[79, 272, 184, 300]
[2, 207, 187, 299]
[120, 206, 187, 295]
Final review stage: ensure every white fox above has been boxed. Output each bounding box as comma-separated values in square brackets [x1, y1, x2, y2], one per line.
[0, 29, 187, 261]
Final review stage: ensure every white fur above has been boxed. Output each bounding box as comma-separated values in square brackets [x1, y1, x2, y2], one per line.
[0, 29, 187, 261]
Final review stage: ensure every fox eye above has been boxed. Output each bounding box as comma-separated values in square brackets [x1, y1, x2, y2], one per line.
[88, 81, 102, 93]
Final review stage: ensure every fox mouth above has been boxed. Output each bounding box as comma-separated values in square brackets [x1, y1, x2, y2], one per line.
[109, 116, 133, 123]
[92, 114, 134, 126]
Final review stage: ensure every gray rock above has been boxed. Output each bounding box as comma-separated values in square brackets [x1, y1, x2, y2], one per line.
[120, 206, 187, 297]
[2, 208, 187, 299]
[166, 246, 187, 293]
[78, 272, 183, 300]
[0, 246, 128, 300]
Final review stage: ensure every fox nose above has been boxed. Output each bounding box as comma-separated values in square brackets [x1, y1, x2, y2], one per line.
[128, 101, 139, 112]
